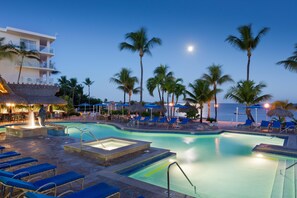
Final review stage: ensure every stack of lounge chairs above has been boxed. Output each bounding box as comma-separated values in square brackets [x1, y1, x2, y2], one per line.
[0, 146, 120, 198]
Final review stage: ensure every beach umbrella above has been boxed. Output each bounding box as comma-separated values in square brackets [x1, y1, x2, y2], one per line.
[95, 103, 107, 115]
[79, 103, 90, 112]
[267, 108, 294, 118]
[144, 103, 161, 119]
[179, 102, 196, 113]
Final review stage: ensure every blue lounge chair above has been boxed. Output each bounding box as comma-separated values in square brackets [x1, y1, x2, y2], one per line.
[237, 119, 253, 128]
[167, 118, 177, 128]
[157, 117, 167, 126]
[25, 182, 120, 198]
[179, 118, 189, 127]
[281, 122, 296, 133]
[256, 120, 270, 131]
[0, 157, 38, 170]
[270, 121, 281, 131]
[0, 151, 21, 160]
[0, 171, 84, 197]
[139, 116, 150, 125]
[148, 117, 159, 125]
[0, 163, 56, 179]
[0, 146, 5, 153]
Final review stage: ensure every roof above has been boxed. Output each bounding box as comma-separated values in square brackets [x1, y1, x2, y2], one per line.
[0, 76, 66, 105]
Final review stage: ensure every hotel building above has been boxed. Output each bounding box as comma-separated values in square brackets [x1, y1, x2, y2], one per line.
[0, 27, 57, 85]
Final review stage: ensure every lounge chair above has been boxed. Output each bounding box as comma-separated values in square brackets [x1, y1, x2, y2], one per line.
[179, 118, 189, 128]
[139, 116, 150, 125]
[255, 120, 270, 131]
[157, 117, 167, 126]
[0, 151, 21, 160]
[0, 146, 5, 153]
[167, 118, 177, 128]
[281, 122, 296, 133]
[270, 121, 281, 132]
[237, 119, 253, 128]
[0, 157, 38, 170]
[0, 171, 84, 197]
[148, 117, 159, 125]
[25, 182, 120, 198]
[0, 163, 56, 179]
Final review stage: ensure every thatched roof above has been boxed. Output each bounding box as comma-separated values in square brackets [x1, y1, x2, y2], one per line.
[267, 107, 294, 118]
[0, 76, 66, 105]
[7, 83, 67, 105]
[0, 76, 28, 104]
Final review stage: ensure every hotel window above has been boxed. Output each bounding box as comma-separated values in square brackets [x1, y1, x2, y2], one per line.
[20, 39, 37, 51]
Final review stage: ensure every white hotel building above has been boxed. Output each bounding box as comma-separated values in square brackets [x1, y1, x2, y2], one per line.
[0, 27, 57, 85]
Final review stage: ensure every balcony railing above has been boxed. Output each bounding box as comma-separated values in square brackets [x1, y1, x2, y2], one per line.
[21, 77, 54, 85]
[7, 42, 54, 54]
[21, 61, 55, 70]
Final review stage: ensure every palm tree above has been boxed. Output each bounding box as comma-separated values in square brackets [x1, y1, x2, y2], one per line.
[0, 37, 14, 60]
[68, 78, 78, 105]
[277, 44, 297, 72]
[126, 77, 140, 105]
[271, 100, 295, 110]
[83, 77, 94, 104]
[146, 64, 173, 106]
[12, 41, 40, 84]
[225, 80, 272, 121]
[185, 79, 214, 123]
[202, 64, 233, 121]
[119, 27, 162, 102]
[57, 76, 69, 96]
[110, 68, 138, 103]
[225, 24, 269, 81]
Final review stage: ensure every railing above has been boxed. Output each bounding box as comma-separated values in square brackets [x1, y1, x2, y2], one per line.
[39, 45, 54, 54]
[22, 61, 55, 70]
[66, 126, 105, 150]
[285, 161, 297, 170]
[21, 77, 54, 85]
[6, 41, 54, 54]
[167, 161, 197, 198]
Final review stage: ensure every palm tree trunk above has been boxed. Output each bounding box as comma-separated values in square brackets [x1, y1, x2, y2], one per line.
[207, 101, 211, 119]
[214, 85, 218, 121]
[72, 88, 75, 106]
[139, 56, 143, 103]
[245, 108, 255, 122]
[88, 86, 91, 104]
[171, 94, 174, 117]
[246, 51, 251, 81]
[167, 93, 170, 118]
[157, 86, 161, 103]
[200, 106, 203, 123]
[123, 91, 126, 104]
[17, 56, 24, 84]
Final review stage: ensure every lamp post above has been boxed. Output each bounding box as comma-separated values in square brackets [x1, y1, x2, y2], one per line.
[264, 103, 270, 121]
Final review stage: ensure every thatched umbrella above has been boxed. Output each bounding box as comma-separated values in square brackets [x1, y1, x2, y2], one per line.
[127, 103, 146, 113]
[0, 76, 27, 104]
[179, 102, 197, 113]
[267, 107, 294, 118]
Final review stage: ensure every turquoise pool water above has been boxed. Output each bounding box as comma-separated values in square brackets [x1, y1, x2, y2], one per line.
[63, 123, 285, 197]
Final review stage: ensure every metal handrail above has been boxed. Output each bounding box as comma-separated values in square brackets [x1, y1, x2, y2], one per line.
[286, 161, 297, 170]
[167, 162, 196, 198]
[66, 126, 105, 150]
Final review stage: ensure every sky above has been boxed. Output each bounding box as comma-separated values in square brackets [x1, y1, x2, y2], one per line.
[1, 0, 296, 103]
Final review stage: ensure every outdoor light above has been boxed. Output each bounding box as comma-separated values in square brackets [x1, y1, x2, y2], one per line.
[214, 104, 219, 108]
[264, 103, 270, 109]
[6, 103, 15, 107]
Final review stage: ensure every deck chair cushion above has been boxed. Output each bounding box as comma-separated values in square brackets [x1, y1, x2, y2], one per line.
[0, 176, 37, 190]
[0, 151, 20, 159]
[12, 163, 56, 179]
[33, 171, 84, 190]
[0, 157, 38, 169]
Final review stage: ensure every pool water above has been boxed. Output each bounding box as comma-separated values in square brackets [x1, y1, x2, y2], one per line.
[63, 123, 285, 198]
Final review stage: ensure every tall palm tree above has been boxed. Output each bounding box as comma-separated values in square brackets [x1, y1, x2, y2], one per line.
[277, 44, 297, 72]
[68, 78, 78, 105]
[185, 79, 214, 123]
[0, 37, 14, 60]
[202, 64, 233, 121]
[271, 100, 295, 110]
[225, 24, 269, 81]
[225, 80, 272, 121]
[110, 68, 138, 103]
[119, 27, 162, 102]
[83, 77, 94, 104]
[57, 76, 69, 96]
[12, 41, 40, 84]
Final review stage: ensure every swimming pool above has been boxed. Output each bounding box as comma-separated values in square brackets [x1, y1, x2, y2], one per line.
[62, 123, 289, 197]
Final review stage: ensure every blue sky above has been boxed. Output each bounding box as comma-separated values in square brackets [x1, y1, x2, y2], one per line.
[1, 0, 297, 103]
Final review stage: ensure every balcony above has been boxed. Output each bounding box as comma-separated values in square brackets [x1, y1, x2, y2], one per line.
[7, 42, 54, 55]
[39, 45, 54, 54]
[21, 61, 56, 71]
[21, 77, 54, 85]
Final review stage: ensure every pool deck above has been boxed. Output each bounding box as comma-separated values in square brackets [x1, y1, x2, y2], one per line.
[1, 119, 297, 197]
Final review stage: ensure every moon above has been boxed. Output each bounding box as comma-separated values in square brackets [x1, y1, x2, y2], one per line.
[187, 45, 194, 52]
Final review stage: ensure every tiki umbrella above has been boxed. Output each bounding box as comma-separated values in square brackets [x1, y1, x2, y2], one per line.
[127, 103, 146, 113]
[179, 102, 196, 113]
[144, 103, 161, 119]
[267, 108, 294, 118]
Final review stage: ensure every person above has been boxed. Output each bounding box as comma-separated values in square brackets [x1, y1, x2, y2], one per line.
[38, 105, 46, 126]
